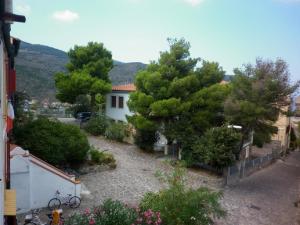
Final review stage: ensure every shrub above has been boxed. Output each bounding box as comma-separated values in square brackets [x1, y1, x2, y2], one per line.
[134, 129, 157, 152]
[64, 200, 161, 225]
[64, 199, 136, 225]
[13, 117, 89, 168]
[105, 122, 128, 142]
[89, 147, 116, 167]
[140, 166, 226, 225]
[96, 199, 137, 225]
[84, 114, 109, 136]
[133, 208, 162, 225]
[191, 126, 241, 169]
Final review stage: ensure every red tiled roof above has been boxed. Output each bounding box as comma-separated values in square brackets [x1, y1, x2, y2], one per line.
[220, 80, 229, 85]
[112, 84, 136, 92]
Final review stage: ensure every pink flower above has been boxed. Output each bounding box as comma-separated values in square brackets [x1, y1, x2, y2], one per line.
[85, 208, 91, 215]
[89, 218, 95, 225]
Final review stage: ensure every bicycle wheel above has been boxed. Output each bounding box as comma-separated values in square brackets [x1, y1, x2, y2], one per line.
[69, 196, 81, 208]
[48, 198, 61, 210]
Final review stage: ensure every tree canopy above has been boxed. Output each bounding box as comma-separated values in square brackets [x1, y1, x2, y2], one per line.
[225, 58, 299, 146]
[128, 39, 229, 152]
[67, 42, 113, 81]
[55, 42, 112, 109]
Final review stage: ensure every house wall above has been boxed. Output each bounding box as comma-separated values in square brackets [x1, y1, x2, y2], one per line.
[10, 154, 81, 213]
[29, 162, 81, 210]
[11, 156, 30, 212]
[105, 92, 133, 122]
[0, 34, 5, 225]
[271, 109, 290, 151]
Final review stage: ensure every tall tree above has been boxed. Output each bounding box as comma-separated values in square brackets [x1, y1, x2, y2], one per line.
[128, 39, 228, 152]
[67, 42, 113, 81]
[225, 58, 299, 147]
[55, 42, 113, 110]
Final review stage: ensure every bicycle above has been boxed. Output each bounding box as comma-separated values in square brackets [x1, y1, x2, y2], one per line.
[48, 190, 81, 210]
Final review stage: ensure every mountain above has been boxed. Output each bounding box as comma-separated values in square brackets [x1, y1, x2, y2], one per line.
[15, 42, 68, 102]
[109, 62, 146, 84]
[15, 42, 147, 101]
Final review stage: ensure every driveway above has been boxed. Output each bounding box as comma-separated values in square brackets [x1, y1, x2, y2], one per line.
[79, 136, 223, 208]
[216, 151, 300, 225]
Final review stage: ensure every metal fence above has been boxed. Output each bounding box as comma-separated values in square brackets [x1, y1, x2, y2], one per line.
[225, 149, 280, 185]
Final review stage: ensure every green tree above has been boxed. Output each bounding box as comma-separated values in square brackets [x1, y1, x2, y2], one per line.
[225, 58, 299, 148]
[191, 126, 242, 169]
[55, 42, 112, 110]
[128, 38, 228, 153]
[67, 42, 113, 81]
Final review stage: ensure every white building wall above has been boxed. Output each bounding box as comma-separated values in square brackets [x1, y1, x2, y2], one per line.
[10, 154, 81, 213]
[11, 156, 30, 212]
[105, 92, 133, 122]
[29, 163, 80, 210]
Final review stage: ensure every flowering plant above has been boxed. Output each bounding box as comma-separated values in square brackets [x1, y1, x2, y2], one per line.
[63, 199, 161, 225]
[132, 208, 162, 225]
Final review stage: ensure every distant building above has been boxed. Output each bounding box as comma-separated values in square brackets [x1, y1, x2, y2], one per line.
[271, 105, 291, 152]
[105, 84, 136, 122]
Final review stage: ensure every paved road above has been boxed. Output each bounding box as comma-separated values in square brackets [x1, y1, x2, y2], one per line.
[217, 151, 300, 225]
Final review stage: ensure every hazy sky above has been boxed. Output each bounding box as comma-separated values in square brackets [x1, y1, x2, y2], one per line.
[11, 0, 300, 81]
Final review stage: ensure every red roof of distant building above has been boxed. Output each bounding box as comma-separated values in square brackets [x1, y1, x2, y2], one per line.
[112, 83, 136, 92]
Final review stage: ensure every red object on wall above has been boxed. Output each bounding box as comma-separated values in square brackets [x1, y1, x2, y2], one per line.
[8, 69, 16, 96]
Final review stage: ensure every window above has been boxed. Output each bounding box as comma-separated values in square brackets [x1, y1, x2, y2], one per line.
[118, 96, 124, 108]
[111, 96, 116, 108]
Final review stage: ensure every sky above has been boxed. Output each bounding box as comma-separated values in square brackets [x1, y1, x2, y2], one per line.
[11, 0, 300, 81]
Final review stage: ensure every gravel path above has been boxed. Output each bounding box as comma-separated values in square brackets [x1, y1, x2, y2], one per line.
[79, 136, 223, 208]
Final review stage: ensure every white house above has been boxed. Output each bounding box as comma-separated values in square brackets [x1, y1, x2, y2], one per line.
[10, 145, 81, 213]
[105, 83, 168, 149]
[105, 84, 136, 122]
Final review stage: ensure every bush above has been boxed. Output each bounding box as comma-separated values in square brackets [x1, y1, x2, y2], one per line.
[64, 199, 136, 225]
[84, 114, 109, 136]
[134, 129, 157, 152]
[89, 147, 116, 166]
[13, 117, 89, 168]
[140, 166, 225, 225]
[64, 199, 161, 225]
[105, 122, 128, 142]
[191, 126, 241, 169]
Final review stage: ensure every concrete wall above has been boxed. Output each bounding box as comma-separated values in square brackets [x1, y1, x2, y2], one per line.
[11, 154, 80, 213]
[105, 92, 133, 122]
[11, 156, 30, 212]
[29, 162, 80, 209]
